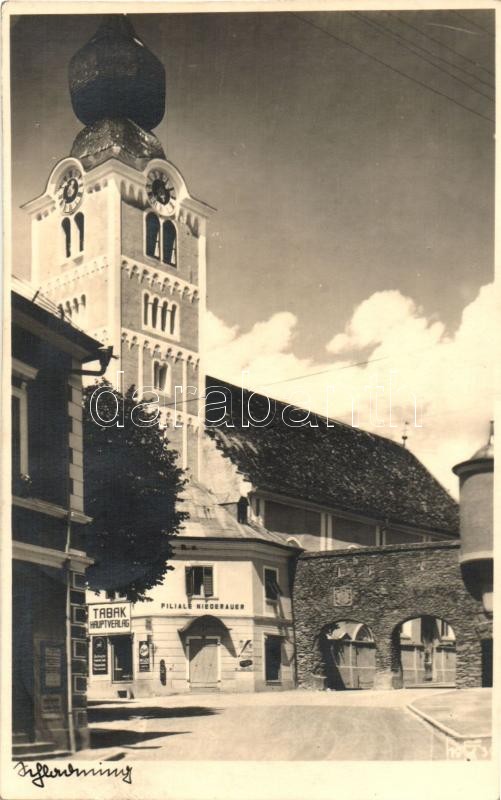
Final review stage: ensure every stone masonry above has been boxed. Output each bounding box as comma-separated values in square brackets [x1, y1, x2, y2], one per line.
[293, 540, 491, 690]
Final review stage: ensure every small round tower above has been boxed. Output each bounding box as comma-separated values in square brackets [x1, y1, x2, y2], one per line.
[452, 422, 494, 613]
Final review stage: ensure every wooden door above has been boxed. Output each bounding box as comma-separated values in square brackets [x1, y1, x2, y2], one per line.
[189, 637, 219, 687]
[111, 636, 133, 682]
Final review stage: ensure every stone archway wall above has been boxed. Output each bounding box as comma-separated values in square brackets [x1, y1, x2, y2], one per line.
[293, 541, 490, 690]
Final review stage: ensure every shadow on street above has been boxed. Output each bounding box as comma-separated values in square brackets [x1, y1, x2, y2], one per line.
[90, 728, 190, 749]
[88, 704, 221, 723]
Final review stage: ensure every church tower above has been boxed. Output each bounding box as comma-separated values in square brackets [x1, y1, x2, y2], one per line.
[22, 17, 211, 476]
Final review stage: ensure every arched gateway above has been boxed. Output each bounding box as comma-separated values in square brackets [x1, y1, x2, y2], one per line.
[294, 540, 490, 690]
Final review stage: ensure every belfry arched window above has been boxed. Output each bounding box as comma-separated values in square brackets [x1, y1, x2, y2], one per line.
[161, 301, 169, 332]
[170, 303, 177, 336]
[146, 213, 161, 259]
[153, 361, 168, 393]
[62, 218, 71, 259]
[74, 212, 84, 253]
[145, 214, 178, 268]
[151, 297, 159, 329]
[162, 221, 177, 266]
[142, 291, 180, 340]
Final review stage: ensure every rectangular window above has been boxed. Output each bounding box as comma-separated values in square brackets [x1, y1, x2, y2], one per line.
[384, 529, 424, 545]
[264, 567, 282, 602]
[264, 635, 282, 682]
[265, 500, 321, 536]
[332, 517, 377, 547]
[185, 566, 214, 598]
[12, 387, 28, 482]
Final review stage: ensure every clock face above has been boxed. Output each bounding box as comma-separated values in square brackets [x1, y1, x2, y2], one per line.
[57, 168, 83, 214]
[146, 169, 177, 215]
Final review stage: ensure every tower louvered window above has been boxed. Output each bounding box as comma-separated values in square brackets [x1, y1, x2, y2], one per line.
[146, 212, 161, 259]
[162, 220, 177, 266]
[145, 214, 177, 267]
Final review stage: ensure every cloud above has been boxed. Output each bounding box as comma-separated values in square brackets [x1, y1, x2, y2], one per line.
[204, 284, 498, 496]
[203, 310, 312, 384]
[326, 290, 446, 356]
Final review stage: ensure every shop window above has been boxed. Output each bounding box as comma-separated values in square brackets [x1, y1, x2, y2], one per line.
[74, 212, 84, 252]
[62, 217, 71, 258]
[264, 635, 282, 682]
[185, 565, 214, 598]
[264, 567, 282, 602]
[153, 361, 168, 393]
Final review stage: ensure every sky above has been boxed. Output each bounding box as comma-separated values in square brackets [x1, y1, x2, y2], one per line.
[9, 7, 496, 495]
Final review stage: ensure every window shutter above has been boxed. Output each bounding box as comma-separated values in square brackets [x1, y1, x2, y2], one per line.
[203, 567, 214, 598]
[185, 567, 193, 596]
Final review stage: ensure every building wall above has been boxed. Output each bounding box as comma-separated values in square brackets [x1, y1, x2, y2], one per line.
[12, 304, 93, 752]
[87, 542, 296, 697]
[293, 541, 490, 690]
[34, 188, 109, 282]
[121, 201, 200, 287]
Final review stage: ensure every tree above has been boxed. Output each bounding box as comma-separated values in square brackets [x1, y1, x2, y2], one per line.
[82, 380, 187, 602]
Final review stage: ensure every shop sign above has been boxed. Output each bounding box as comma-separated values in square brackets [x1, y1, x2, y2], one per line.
[138, 640, 151, 672]
[41, 642, 64, 692]
[160, 602, 245, 611]
[41, 694, 63, 718]
[88, 602, 131, 633]
[92, 636, 108, 674]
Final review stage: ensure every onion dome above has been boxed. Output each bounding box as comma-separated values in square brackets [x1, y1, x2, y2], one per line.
[69, 16, 165, 131]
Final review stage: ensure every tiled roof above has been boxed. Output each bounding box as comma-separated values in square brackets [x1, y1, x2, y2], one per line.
[178, 480, 301, 550]
[205, 377, 459, 536]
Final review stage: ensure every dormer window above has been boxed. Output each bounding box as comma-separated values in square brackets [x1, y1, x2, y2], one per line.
[145, 213, 177, 267]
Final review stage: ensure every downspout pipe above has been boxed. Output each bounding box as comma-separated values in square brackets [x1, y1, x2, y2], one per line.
[64, 551, 76, 754]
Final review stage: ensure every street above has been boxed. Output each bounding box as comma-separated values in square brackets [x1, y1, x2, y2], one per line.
[81, 690, 449, 761]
